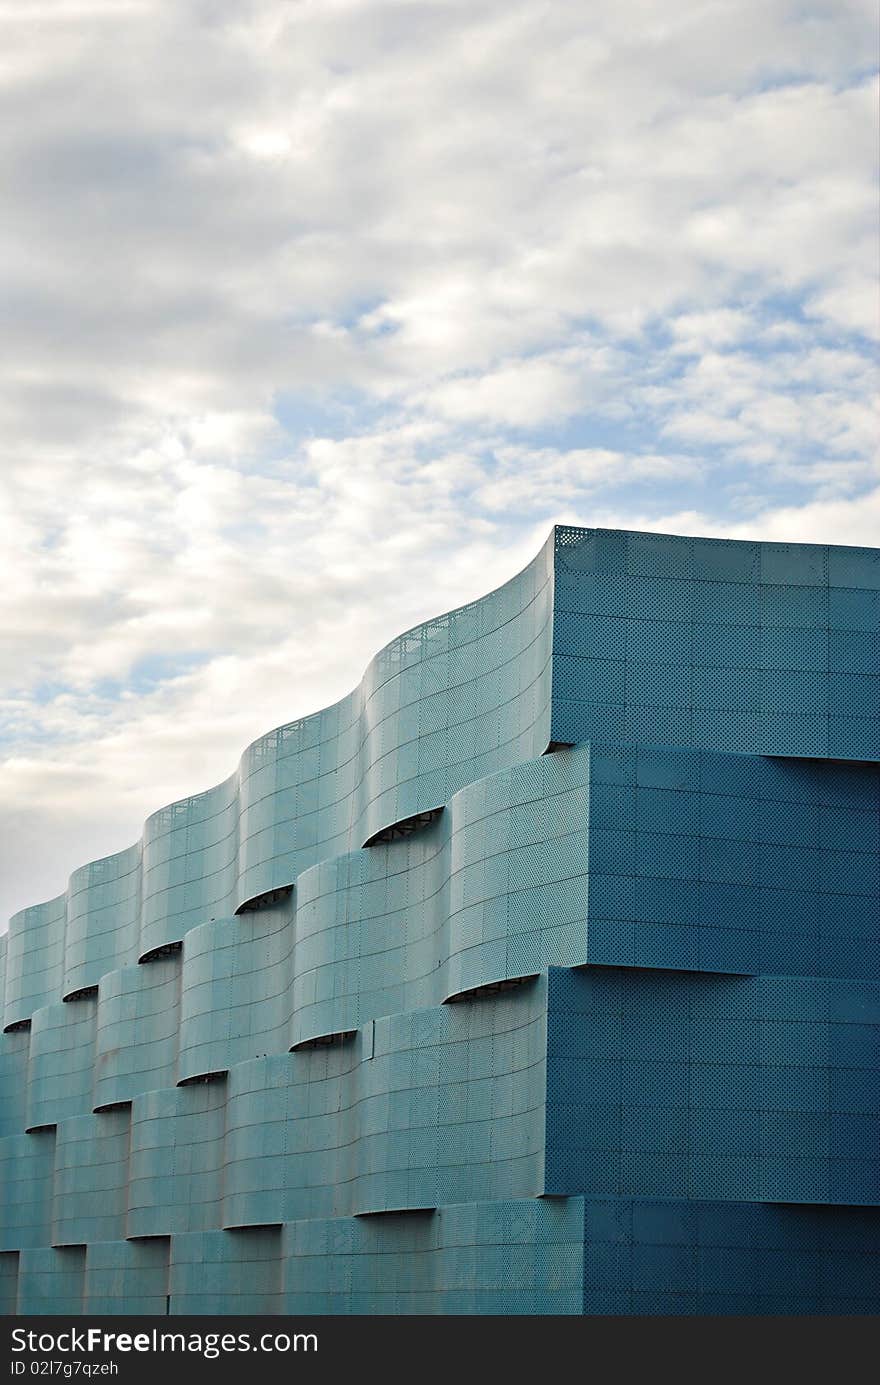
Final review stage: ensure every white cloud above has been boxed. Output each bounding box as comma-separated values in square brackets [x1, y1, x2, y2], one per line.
[473, 446, 700, 512]
[670, 310, 753, 354]
[414, 346, 622, 428]
[584, 485, 880, 549]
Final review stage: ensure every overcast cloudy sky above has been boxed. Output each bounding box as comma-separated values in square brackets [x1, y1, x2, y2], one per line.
[1, 0, 877, 929]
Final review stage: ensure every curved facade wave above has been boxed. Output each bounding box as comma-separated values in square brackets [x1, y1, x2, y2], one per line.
[2, 532, 554, 1020]
[1, 524, 878, 1315]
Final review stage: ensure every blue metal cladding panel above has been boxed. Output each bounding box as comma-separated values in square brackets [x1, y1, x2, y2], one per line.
[0, 524, 877, 1315]
[0, 1252, 17, 1315]
[16, 1247, 85, 1316]
[93, 957, 180, 1110]
[140, 777, 240, 959]
[62, 845, 142, 998]
[0, 1028, 28, 1137]
[552, 526, 879, 760]
[52, 1111, 131, 1247]
[127, 1082, 227, 1239]
[545, 967, 880, 1207]
[0, 1131, 55, 1251]
[582, 1197, 880, 1315]
[26, 997, 98, 1131]
[2, 896, 66, 1032]
[169, 1229, 284, 1316]
[586, 745, 879, 978]
[177, 903, 293, 1084]
[282, 1199, 586, 1315]
[84, 1238, 170, 1315]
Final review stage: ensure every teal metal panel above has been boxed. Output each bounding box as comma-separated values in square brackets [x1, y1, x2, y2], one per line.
[585, 745, 878, 978]
[127, 1082, 226, 1238]
[0, 1027, 28, 1137]
[3, 896, 65, 1032]
[0, 1251, 17, 1314]
[26, 997, 97, 1130]
[552, 526, 879, 759]
[281, 1198, 586, 1315]
[546, 967, 880, 1206]
[169, 1228, 283, 1315]
[582, 1197, 880, 1314]
[63, 845, 142, 998]
[0, 1130, 55, 1250]
[16, 1247, 85, 1315]
[177, 901, 293, 1083]
[94, 957, 180, 1110]
[52, 1111, 130, 1247]
[84, 1237, 170, 1315]
[140, 777, 240, 958]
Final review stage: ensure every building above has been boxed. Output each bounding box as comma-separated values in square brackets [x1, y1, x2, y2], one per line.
[0, 524, 878, 1314]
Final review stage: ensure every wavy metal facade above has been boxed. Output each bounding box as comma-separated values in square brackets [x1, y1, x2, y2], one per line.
[1, 525, 878, 1315]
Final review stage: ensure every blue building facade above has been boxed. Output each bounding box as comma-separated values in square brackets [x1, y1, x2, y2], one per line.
[0, 524, 877, 1314]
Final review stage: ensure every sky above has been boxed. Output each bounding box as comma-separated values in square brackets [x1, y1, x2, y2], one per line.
[1, 0, 878, 930]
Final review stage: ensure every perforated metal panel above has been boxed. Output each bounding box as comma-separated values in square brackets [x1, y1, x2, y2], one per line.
[581, 1197, 880, 1315]
[546, 967, 880, 1206]
[552, 527, 880, 759]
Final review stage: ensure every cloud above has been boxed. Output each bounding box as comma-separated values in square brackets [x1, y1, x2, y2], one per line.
[473, 446, 700, 512]
[578, 484, 880, 548]
[413, 346, 624, 428]
[0, 0, 877, 928]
